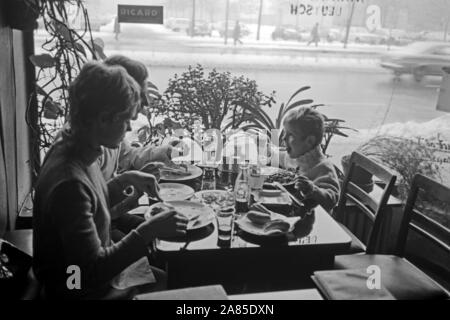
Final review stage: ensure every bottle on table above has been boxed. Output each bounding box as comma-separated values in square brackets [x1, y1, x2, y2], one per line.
[234, 164, 250, 214]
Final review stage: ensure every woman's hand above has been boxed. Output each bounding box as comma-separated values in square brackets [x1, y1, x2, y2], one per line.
[139, 162, 164, 181]
[294, 175, 316, 199]
[118, 170, 160, 199]
[136, 209, 188, 243]
[149, 145, 174, 164]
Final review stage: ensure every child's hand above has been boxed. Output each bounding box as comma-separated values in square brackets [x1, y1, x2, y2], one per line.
[294, 175, 316, 198]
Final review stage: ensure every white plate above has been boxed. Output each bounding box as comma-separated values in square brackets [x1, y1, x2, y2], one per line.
[159, 183, 195, 202]
[260, 166, 284, 176]
[145, 201, 215, 230]
[262, 167, 296, 185]
[235, 212, 295, 237]
[191, 190, 234, 208]
[253, 189, 293, 206]
[160, 164, 203, 182]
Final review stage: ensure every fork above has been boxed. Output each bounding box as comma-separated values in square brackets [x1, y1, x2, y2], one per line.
[273, 182, 305, 208]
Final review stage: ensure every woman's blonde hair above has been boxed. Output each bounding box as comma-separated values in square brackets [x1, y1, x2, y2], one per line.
[68, 61, 140, 131]
[283, 107, 325, 147]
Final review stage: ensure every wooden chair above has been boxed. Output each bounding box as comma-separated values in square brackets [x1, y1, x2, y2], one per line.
[333, 174, 450, 300]
[334, 151, 397, 254]
[395, 174, 450, 290]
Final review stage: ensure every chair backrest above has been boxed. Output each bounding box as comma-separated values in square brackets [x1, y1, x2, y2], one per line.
[335, 151, 397, 254]
[396, 174, 450, 257]
[396, 174, 450, 290]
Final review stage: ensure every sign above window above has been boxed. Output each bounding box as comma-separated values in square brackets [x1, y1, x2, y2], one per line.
[117, 5, 163, 24]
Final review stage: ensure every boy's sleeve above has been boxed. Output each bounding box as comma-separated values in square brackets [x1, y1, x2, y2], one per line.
[309, 162, 341, 212]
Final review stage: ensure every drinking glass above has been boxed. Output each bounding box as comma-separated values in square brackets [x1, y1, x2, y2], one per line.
[216, 206, 235, 246]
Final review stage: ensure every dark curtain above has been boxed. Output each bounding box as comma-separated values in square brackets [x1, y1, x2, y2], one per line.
[0, 4, 18, 234]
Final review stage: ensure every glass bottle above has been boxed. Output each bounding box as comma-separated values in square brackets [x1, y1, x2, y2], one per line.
[234, 164, 250, 214]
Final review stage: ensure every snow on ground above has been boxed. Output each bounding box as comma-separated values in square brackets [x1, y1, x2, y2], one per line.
[103, 49, 381, 72]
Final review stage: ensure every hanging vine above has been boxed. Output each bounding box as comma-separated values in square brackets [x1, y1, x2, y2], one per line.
[27, 0, 106, 178]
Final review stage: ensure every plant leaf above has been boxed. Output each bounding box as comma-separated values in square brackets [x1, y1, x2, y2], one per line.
[222, 121, 234, 132]
[93, 38, 105, 49]
[324, 118, 346, 123]
[334, 126, 358, 132]
[276, 102, 285, 128]
[278, 128, 286, 146]
[285, 86, 311, 108]
[147, 88, 161, 99]
[43, 100, 63, 120]
[236, 113, 267, 129]
[237, 101, 275, 130]
[282, 99, 314, 115]
[241, 124, 264, 132]
[147, 80, 159, 91]
[331, 129, 349, 137]
[54, 21, 72, 41]
[35, 85, 47, 96]
[29, 54, 55, 68]
[74, 42, 86, 57]
[93, 43, 107, 60]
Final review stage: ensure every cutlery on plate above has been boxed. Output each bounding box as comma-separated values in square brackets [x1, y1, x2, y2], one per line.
[252, 202, 277, 218]
[273, 182, 305, 208]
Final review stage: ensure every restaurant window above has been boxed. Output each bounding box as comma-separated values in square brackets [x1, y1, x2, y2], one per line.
[33, 0, 450, 228]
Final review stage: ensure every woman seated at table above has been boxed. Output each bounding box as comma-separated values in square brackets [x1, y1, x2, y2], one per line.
[33, 61, 188, 299]
[282, 107, 340, 212]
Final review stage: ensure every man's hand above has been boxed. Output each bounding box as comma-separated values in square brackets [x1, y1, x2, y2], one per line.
[136, 209, 188, 243]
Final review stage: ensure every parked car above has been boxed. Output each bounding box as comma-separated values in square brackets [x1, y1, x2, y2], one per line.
[345, 27, 387, 45]
[186, 20, 212, 37]
[272, 25, 340, 43]
[380, 41, 450, 81]
[214, 21, 250, 38]
[271, 25, 304, 41]
[166, 18, 190, 32]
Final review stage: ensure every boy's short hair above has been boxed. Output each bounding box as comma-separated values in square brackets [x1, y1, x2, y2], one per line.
[69, 61, 141, 131]
[283, 107, 325, 147]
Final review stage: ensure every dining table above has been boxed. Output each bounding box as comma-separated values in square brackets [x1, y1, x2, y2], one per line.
[151, 197, 352, 294]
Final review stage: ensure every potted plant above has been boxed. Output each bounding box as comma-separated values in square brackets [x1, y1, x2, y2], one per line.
[341, 153, 375, 193]
[148, 64, 275, 132]
[347, 135, 442, 199]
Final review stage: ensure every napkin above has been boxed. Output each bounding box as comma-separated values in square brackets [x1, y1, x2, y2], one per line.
[312, 268, 395, 300]
[136, 285, 228, 300]
[111, 257, 156, 290]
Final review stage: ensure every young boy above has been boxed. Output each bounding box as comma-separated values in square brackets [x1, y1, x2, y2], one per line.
[282, 107, 340, 212]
